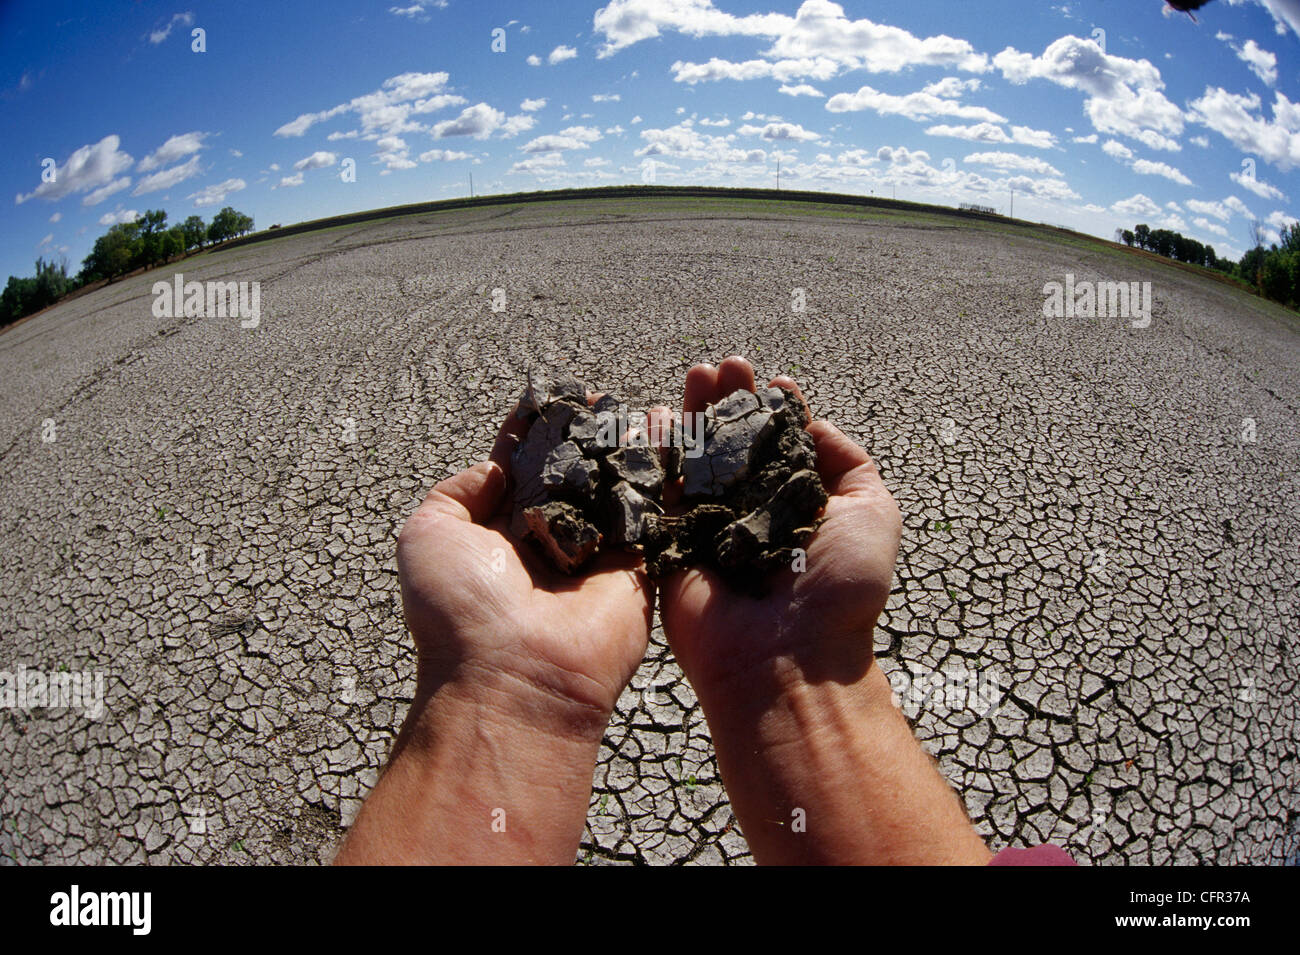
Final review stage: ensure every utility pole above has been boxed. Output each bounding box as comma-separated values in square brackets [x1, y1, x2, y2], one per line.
[1010, 188, 1014, 219]
[776, 159, 781, 191]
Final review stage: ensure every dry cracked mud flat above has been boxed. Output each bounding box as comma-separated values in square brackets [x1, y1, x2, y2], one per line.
[1, 197, 1297, 865]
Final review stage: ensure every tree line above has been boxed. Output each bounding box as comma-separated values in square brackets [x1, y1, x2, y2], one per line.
[1116, 219, 1300, 309]
[1, 206, 254, 329]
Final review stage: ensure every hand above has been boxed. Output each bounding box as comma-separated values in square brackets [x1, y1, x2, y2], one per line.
[396, 403, 654, 726]
[651, 357, 987, 865]
[337, 403, 655, 864]
[654, 356, 903, 702]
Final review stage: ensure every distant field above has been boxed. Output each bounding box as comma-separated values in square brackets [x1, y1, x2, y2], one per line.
[1, 197, 1296, 865]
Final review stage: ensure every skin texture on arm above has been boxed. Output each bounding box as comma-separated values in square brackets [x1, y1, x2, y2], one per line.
[334, 408, 653, 865]
[652, 357, 992, 865]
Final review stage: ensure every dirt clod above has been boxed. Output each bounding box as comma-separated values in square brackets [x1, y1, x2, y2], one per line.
[510, 374, 826, 591]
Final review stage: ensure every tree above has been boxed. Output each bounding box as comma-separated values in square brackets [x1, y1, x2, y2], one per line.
[182, 215, 207, 251]
[1121, 229, 1135, 247]
[79, 222, 137, 283]
[1134, 223, 1151, 250]
[162, 226, 186, 262]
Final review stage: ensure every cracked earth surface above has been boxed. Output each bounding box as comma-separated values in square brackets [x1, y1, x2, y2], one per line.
[1, 197, 1296, 865]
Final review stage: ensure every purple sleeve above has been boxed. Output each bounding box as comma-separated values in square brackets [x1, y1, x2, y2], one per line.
[987, 844, 1077, 866]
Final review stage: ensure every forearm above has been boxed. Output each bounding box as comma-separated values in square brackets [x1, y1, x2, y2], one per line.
[701, 659, 992, 865]
[334, 663, 607, 865]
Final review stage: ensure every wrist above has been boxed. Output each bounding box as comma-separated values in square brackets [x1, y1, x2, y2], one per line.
[412, 654, 615, 749]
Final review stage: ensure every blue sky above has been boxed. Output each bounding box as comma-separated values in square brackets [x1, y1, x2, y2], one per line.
[3, 0, 1299, 281]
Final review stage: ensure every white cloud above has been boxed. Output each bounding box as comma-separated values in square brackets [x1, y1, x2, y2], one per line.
[1229, 37, 1278, 85]
[925, 122, 1054, 148]
[389, 1, 448, 19]
[1192, 217, 1230, 237]
[293, 151, 338, 171]
[138, 131, 207, 172]
[1187, 87, 1300, 170]
[1132, 159, 1192, 185]
[1102, 139, 1133, 160]
[1072, 133, 1098, 144]
[419, 148, 472, 161]
[49, 212, 61, 223]
[826, 84, 1005, 123]
[526, 54, 542, 66]
[592, 93, 621, 102]
[499, 114, 538, 137]
[594, 0, 988, 76]
[1230, 169, 1287, 200]
[737, 121, 821, 141]
[548, 45, 578, 65]
[187, 178, 246, 208]
[97, 208, 139, 226]
[1186, 199, 1231, 221]
[82, 177, 132, 207]
[779, 83, 823, 97]
[1224, 195, 1255, 218]
[521, 126, 604, 152]
[995, 35, 1183, 150]
[132, 153, 203, 194]
[16, 135, 134, 205]
[1111, 193, 1162, 218]
[521, 98, 547, 111]
[430, 103, 507, 139]
[278, 173, 305, 188]
[963, 151, 1061, 176]
[149, 12, 194, 44]
[274, 72, 465, 140]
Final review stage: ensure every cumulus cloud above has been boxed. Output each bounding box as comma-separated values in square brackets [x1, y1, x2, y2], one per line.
[826, 84, 1005, 123]
[736, 121, 821, 141]
[138, 131, 207, 172]
[277, 173, 305, 188]
[594, 0, 988, 77]
[187, 178, 246, 208]
[592, 93, 621, 102]
[1187, 87, 1300, 170]
[963, 151, 1061, 176]
[548, 45, 578, 64]
[521, 98, 547, 111]
[16, 135, 134, 205]
[1226, 37, 1278, 85]
[133, 153, 203, 194]
[1132, 159, 1192, 185]
[293, 151, 337, 171]
[995, 35, 1184, 150]
[925, 122, 1054, 148]
[430, 103, 507, 139]
[98, 208, 140, 226]
[1111, 193, 1162, 218]
[82, 177, 132, 207]
[1102, 139, 1133, 160]
[149, 11, 194, 44]
[779, 83, 823, 97]
[1230, 169, 1287, 200]
[521, 126, 603, 152]
[419, 148, 472, 161]
[274, 72, 466, 140]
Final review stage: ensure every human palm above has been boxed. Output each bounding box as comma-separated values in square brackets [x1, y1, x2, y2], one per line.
[655, 358, 903, 696]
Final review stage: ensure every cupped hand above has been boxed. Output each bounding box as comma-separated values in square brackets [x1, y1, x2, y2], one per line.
[653, 356, 903, 699]
[396, 404, 653, 722]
